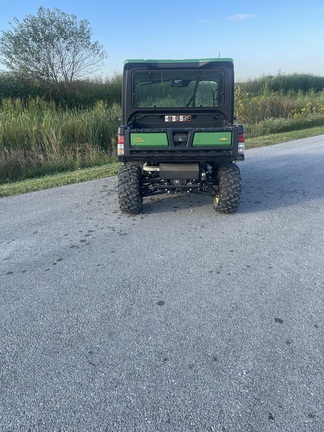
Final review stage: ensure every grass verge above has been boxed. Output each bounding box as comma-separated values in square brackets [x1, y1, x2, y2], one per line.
[246, 125, 324, 148]
[0, 162, 121, 198]
[1, 126, 323, 198]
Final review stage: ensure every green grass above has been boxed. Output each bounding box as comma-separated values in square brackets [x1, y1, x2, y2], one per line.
[0, 98, 121, 183]
[246, 125, 324, 148]
[0, 162, 121, 198]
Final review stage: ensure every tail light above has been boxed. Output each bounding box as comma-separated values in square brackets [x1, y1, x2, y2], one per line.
[238, 133, 245, 156]
[117, 134, 124, 156]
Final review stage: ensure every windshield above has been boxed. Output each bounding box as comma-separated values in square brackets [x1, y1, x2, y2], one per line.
[132, 69, 225, 108]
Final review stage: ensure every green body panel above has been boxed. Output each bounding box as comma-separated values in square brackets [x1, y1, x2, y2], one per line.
[193, 132, 232, 147]
[130, 133, 168, 147]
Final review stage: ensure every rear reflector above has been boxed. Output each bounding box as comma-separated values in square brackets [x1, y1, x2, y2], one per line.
[238, 133, 245, 143]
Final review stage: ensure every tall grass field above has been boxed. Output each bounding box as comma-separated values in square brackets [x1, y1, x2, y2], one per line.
[1, 72, 324, 184]
[0, 98, 121, 182]
[235, 84, 324, 137]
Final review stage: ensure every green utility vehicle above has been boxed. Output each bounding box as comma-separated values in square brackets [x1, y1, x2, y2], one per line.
[117, 58, 245, 214]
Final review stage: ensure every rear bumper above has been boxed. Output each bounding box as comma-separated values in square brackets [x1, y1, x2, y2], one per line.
[119, 149, 243, 163]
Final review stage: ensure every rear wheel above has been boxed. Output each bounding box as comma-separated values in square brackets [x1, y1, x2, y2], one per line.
[118, 163, 143, 214]
[213, 163, 241, 213]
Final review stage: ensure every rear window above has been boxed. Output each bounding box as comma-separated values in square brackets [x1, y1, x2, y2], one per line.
[132, 69, 225, 108]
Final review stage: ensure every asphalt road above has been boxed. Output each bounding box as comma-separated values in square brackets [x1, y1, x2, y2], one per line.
[0, 136, 323, 432]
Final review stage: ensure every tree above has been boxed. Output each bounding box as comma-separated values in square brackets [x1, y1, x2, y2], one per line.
[0, 7, 107, 90]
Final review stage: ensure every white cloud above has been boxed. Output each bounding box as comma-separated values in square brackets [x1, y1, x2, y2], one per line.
[226, 13, 256, 21]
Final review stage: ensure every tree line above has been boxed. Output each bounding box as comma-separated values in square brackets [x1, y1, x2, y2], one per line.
[0, 72, 122, 107]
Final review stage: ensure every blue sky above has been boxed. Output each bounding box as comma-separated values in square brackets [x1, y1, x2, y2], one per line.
[1, 0, 324, 81]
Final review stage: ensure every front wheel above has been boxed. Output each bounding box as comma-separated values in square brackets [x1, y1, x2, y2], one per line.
[213, 163, 241, 214]
[118, 163, 143, 214]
